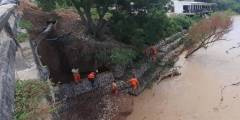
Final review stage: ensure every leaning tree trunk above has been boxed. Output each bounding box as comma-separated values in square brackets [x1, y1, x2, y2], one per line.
[185, 46, 202, 58]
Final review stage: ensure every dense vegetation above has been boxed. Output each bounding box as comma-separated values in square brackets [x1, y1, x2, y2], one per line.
[213, 0, 240, 13]
[35, 0, 193, 42]
[16, 20, 32, 43]
[33, 0, 199, 67]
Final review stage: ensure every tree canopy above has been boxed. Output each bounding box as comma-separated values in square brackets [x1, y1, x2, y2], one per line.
[34, 0, 197, 52]
[212, 0, 240, 13]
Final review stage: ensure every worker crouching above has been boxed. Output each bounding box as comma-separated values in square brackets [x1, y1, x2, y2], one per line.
[129, 75, 139, 92]
[150, 47, 158, 62]
[112, 81, 118, 95]
[72, 68, 81, 84]
[88, 70, 98, 88]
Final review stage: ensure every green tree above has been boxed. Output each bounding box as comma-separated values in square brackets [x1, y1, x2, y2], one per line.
[35, 0, 169, 41]
[35, 0, 114, 38]
[212, 0, 240, 13]
[69, 0, 114, 38]
[35, 0, 72, 11]
[110, 7, 178, 49]
[110, 48, 138, 66]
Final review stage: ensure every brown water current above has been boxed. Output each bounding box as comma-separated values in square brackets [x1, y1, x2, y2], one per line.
[127, 16, 240, 120]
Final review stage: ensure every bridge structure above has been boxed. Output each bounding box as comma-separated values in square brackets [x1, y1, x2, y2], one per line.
[168, 0, 216, 15]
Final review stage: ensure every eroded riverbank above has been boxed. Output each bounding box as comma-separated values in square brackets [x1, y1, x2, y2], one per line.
[127, 16, 240, 120]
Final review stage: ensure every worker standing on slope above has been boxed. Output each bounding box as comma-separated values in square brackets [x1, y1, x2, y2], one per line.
[150, 47, 158, 62]
[143, 46, 158, 62]
[88, 70, 98, 88]
[129, 75, 139, 91]
[72, 68, 81, 84]
[112, 80, 118, 95]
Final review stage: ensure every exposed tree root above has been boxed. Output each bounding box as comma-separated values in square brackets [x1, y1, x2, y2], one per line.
[157, 66, 181, 84]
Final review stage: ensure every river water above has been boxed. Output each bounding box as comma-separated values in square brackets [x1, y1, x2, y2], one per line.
[127, 16, 240, 120]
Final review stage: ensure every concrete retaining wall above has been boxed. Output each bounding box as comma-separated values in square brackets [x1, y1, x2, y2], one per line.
[0, 4, 17, 120]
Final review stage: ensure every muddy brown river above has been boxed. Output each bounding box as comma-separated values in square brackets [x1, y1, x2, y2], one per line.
[127, 16, 240, 120]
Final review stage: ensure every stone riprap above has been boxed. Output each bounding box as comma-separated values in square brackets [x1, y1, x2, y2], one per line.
[54, 72, 115, 100]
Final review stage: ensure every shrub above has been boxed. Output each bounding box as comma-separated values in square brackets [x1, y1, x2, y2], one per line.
[190, 15, 202, 22]
[111, 10, 178, 48]
[34, 0, 72, 11]
[34, 0, 56, 11]
[95, 49, 112, 65]
[17, 20, 32, 43]
[16, 32, 29, 43]
[165, 19, 182, 35]
[213, 0, 240, 14]
[14, 80, 51, 120]
[185, 12, 232, 58]
[18, 20, 32, 30]
[171, 15, 193, 30]
[110, 48, 138, 66]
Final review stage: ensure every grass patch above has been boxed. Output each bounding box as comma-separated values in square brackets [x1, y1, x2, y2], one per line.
[14, 80, 52, 120]
[19, 20, 32, 30]
[16, 32, 28, 43]
[17, 19, 32, 43]
[110, 48, 138, 66]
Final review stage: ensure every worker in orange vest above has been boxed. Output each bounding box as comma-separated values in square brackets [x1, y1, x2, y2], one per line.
[129, 75, 139, 90]
[72, 68, 81, 84]
[150, 47, 158, 62]
[88, 70, 97, 87]
[143, 47, 158, 62]
[112, 80, 118, 95]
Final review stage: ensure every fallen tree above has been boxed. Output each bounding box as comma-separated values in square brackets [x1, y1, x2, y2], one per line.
[185, 12, 233, 58]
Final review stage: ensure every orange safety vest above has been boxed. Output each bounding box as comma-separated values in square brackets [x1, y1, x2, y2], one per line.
[129, 78, 139, 89]
[88, 72, 95, 80]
